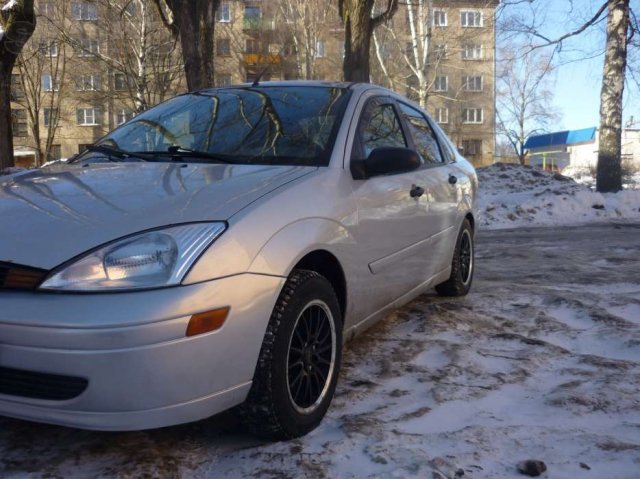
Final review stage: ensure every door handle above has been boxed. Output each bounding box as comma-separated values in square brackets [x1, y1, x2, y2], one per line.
[448, 175, 458, 185]
[410, 185, 425, 198]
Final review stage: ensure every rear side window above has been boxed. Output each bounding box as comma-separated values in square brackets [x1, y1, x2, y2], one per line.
[359, 100, 407, 157]
[430, 119, 457, 163]
[398, 103, 444, 165]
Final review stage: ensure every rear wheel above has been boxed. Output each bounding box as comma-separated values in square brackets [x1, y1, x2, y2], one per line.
[239, 269, 342, 440]
[436, 219, 474, 297]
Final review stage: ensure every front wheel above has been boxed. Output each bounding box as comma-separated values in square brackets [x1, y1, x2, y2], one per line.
[436, 219, 474, 297]
[239, 269, 343, 440]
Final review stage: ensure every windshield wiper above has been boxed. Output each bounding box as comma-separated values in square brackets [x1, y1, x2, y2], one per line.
[85, 144, 157, 163]
[157, 146, 239, 164]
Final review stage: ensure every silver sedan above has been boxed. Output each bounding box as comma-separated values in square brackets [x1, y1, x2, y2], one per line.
[0, 82, 477, 439]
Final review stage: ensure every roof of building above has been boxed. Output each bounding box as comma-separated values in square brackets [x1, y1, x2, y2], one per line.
[524, 127, 597, 150]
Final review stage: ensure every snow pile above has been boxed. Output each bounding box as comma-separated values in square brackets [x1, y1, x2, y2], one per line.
[478, 163, 640, 230]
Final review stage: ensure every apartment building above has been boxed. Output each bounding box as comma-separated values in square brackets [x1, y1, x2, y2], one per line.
[371, 0, 499, 167]
[10, 0, 498, 168]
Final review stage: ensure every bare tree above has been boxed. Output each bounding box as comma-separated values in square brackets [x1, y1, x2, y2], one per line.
[55, 0, 183, 114]
[0, 0, 36, 170]
[501, 0, 636, 192]
[497, 46, 560, 165]
[596, 0, 630, 192]
[153, 0, 219, 91]
[339, 0, 397, 82]
[278, 0, 333, 79]
[372, 0, 480, 109]
[372, 0, 438, 107]
[11, 2, 69, 166]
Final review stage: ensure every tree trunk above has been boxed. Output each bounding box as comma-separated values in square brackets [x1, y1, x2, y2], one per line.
[340, 0, 397, 82]
[0, 0, 36, 169]
[154, 0, 219, 91]
[342, 1, 373, 82]
[180, 0, 217, 91]
[596, 0, 630, 193]
[0, 67, 15, 171]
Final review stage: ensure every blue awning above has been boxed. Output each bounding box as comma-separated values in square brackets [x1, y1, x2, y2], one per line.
[524, 127, 597, 150]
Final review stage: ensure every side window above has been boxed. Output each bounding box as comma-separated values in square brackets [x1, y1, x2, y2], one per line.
[358, 100, 407, 157]
[398, 103, 444, 165]
[429, 118, 458, 163]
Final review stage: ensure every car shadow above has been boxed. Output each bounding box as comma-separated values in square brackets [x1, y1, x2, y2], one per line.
[0, 409, 267, 477]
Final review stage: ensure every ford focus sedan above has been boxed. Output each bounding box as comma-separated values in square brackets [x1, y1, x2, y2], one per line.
[0, 82, 477, 439]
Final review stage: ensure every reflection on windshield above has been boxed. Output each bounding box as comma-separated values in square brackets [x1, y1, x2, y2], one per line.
[97, 86, 351, 167]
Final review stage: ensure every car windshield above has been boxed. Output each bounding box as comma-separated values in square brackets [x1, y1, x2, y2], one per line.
[86, 86, 351, 167]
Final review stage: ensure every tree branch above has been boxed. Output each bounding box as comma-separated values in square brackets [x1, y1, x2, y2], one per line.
[371, 0, 398, 29]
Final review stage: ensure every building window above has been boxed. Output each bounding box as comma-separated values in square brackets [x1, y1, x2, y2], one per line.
[47, 144, 62, 162]
[461, 10, 483, 27]
[217, 2, 231, 22]
[43, 108, 59, 127]
[435, 107, 449, 124]
[114, 73, 128, 91]
[12, 109, 28, 137]
[216, 38, 231, 56]
[10, 74, 23, 101]
[39, 1, 54, 17]
[42, 74, 60, 92]
[462, 44, 483, 60]
[462, 108, 483, 124]
[72, 2, 98, 20]
[434, 75, 448, 92]
[40, 40, 58, 57]
[76, 74, 100, 91]
[315, 40, 326, 58]
[463, 75, 483, 91]
[433, 10, 447, 27]
[243, 5, 261, 29]
[434, 43, 447, 59]
[76, 38, 100, 57]
[77, 107, 100, 126]
[462, 139, 482, 156]
[245, 38, 259, 54]
[244, 6, 261, 18]
[217, 74, 232, 86]
[115, 109, 134, 126]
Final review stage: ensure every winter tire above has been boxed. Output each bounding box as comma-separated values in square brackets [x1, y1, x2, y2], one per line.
[435, 219, 474, 297]
[239, 269, 343, 440]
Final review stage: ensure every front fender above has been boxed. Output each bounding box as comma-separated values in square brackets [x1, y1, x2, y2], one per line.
[248, 217, 357, 277]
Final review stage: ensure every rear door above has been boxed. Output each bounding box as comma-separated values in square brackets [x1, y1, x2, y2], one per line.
[396, 102, 460, 275]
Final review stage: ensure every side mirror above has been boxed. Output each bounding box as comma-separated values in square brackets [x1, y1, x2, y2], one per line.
[351, 147, 421, 180]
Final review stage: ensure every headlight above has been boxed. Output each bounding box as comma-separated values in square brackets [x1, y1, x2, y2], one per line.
[40, 223, 226, 291]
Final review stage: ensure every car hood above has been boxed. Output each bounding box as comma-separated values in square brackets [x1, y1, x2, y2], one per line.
[0, 162, 315, 270]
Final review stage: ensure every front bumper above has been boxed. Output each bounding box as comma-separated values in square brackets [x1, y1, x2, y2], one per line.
[0, 273, 285, 430]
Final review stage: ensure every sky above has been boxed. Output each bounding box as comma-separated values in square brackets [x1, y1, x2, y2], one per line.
[500, 0, 640, 132]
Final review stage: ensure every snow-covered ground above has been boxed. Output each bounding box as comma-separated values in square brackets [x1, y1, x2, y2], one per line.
[478, 163, 640, 230]
[1, 224, 639, 478]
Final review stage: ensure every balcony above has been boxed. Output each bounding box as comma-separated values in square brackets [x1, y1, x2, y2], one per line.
[243, 17, 275, 31]
[243, 53, 282, 66]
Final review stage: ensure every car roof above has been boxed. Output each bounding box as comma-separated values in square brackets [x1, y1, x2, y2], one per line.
[195, 80, 392, 95]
